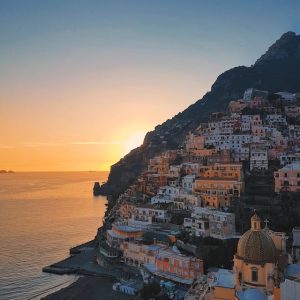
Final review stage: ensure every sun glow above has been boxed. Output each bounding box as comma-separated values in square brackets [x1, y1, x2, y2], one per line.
[124, 131, 146, 154]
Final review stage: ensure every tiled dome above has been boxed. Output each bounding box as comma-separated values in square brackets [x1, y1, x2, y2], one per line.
[236, 214, 276, 264]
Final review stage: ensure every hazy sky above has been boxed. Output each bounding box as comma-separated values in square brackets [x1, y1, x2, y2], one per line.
[1, 0, 300, 171]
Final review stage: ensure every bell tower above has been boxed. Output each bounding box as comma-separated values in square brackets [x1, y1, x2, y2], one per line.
[251, 213, 261, 231]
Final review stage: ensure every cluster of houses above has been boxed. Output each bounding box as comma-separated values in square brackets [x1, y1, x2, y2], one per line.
[99, 88, 300, 300]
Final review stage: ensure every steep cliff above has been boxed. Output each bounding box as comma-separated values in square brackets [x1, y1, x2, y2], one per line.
[99, 31, 300, 196]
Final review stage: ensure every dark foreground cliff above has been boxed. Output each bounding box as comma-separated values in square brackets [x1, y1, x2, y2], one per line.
[99, 31, 300, 197]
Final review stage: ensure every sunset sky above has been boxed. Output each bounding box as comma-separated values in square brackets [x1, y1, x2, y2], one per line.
[1, 1, 300, 171]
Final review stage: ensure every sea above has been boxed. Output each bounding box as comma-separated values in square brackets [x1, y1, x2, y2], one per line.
[0, 171, 108, 300]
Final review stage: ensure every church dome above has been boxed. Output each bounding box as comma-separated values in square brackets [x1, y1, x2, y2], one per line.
[236, 214, 276, 264]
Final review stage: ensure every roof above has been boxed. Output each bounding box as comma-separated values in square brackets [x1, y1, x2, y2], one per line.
[236, 215, 276, 264]
[286, 264, 300, 277]
[143, 263, 194, 285]
[281, 162, 300, 171]
[236, 288, 267, 300]
[208, 269, 234, 289]
[236, 229, 276, 264]
[113, 224, 142, 232]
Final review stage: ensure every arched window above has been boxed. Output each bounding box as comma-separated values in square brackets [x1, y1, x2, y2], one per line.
[251, 268, 258, 282]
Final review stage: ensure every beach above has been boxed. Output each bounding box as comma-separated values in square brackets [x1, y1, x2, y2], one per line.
[42, 276, 137, 300]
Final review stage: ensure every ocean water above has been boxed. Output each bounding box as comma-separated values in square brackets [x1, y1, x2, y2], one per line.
[0, 172, 108, 300]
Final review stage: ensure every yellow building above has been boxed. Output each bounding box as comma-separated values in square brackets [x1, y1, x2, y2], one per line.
[193, 163, 244, 208]
[123, 240, 162, 267]
[198, 163, 243, 181]
[193, 178, 243, 208]
[234, 214, 277, 294]
[205, 214, 280, 300]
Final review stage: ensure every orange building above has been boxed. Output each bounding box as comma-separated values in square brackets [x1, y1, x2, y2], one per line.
[154, 248, 204, 285]
[106, 223, 143, 249]
[198, 163, 243, 181]
[193, 178, 243, 208]
[194, 163, 244, 208]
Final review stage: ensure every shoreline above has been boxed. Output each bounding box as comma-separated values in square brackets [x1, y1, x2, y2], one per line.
[42, 227, 141, 299]
[41, 276, 136, 300]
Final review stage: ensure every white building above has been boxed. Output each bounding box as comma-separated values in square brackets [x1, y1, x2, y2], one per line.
[275, 91, 297, 102]
[280, 154, 300, 166]
[207, 116, 240, 135]
[289, 125, 300, 139]
[292, 227, 300, 262]
[183, 207, 236, 240]
[182, 175, 196, 193]
[173, 193, 200, 210]
[250, 146, 268, 171]
[243, 88, 268, 101]
[205, 134, 260, 151]
[265, 114, 287, 127]
[280, 264, 300, 300]
[128, 205, 170, 228]
[232, 146, 250, 162]
[151, 186, 180, 204]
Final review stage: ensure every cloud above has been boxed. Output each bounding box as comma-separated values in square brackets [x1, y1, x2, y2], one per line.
[2, 141, 126, 148]
[71, 141, 125, 145]
[0, 144, 15, 149]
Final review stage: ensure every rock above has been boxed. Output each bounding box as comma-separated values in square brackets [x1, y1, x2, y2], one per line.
[93, 182, 102, 196]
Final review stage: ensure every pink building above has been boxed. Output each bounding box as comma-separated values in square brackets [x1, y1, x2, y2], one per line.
[274, 162, 300, 193]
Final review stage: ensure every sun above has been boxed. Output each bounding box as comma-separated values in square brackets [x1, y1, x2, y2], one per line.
[124, 131, 146, 154]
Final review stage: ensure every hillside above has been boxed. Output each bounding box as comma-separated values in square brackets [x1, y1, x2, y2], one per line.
[99, 31, 300, 196]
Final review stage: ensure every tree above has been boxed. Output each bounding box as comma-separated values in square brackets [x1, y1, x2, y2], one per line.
[140, 282, 161, 300]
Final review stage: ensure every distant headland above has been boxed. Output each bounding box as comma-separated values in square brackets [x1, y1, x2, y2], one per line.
[0, 170, 15, 174]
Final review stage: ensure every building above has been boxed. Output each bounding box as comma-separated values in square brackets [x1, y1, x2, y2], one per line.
[182, 175, 196, 193]
[275, 91, 296, 102]
[151, 186, 180, 204]
[128, 204, 170, 228]
[205, 214, 280, 300]
[198, 163, 243, 181]
[280, 264, 300, 300]
[205, 134, 260, 151]
[150, 247, 204, 285]
[284, 106, 300, 118]
[249, 96, 265, 109]
[243, 88, 268, 101]
[280, 276, 300, 300]
[106, 224, 143, 249]
[185, 133, 205, 151]
[280, 154, 300, 166]
[206, 269, 235, 300]
[193, 178, 243, 208]
[123, 240, 162, 267]
[265, 114, 287, 128]
[234, 214, 277, 295]
[251, 125, 266, 139]
[183, 207, 236, 239]
[292, 227, 300, 262]
[228, 99, 248, 113]
[148, 155, 170, 174]
[274, 162, 300, 192]
[173, 194, 200, 210]
[289, 125, 300, 139]
[250, 145, 268, 171]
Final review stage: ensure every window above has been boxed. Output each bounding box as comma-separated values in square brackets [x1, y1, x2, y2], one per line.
[251, 268, 258, 282]
[239, 272, 242, 284]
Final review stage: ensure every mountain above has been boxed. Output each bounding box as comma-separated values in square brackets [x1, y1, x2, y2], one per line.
[99, 31, 300, 196]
